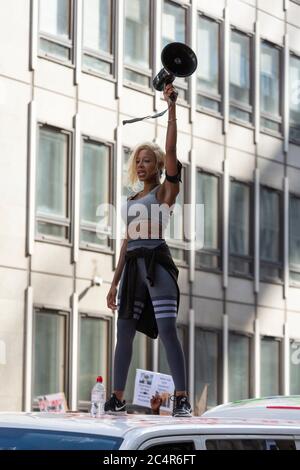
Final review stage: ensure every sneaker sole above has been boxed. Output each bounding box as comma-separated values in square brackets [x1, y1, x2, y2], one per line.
[105, 410, 127, 416]
[172, 411, 192, 417]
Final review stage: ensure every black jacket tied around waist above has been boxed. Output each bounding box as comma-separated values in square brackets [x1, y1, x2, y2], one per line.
[118, 241, 180, 339]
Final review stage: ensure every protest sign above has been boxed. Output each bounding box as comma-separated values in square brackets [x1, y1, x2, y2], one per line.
[37, 392, 68, 413]
[133, 369, 174, 413]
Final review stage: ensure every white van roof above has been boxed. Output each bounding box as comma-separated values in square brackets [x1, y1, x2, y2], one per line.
[203, 395, 300, 421]
[2, 406, 300, 451]
[1, 402, 300, 439]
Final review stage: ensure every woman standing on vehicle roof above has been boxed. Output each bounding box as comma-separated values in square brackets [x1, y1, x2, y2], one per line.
[105, 83, 192, 418]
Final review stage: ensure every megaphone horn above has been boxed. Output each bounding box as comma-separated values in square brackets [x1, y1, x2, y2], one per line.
[122, 43, 197, 124]
[153, 42, 198, 97]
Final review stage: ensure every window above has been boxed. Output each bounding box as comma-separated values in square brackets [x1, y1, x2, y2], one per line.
[230, 30, 252, 124]
[166, 166, 187, 263]
[0, 428, 122, 450]
[124, 0, 151, 88]
[290, 194, 300, 283]
[79, 316, 110, 408]
[260, 187, 282, 282]
[36, 126, 71, 242]
[162, 1, 188, 101]
[82, 0, 114, 76]
[33, 310, 68, 406]
[196, 15, 221, 113]
[290, 340, 300, 394]
[158, 325, 187, 376]
[229, 180, 253, 276]
[289, 54, 300, 144]
[206, 438, 295, 450]
[195, 328, 220, 408]
[260, 41, 282, 134]
[38, 0, 73, 62]
[122, 147, 134, 198]
[261, 336, 281, 397]
[228, 332, 250, 402]
[196, 172, 221, 270]
[121, 147, 135, 239]
[144, 441, 196, 452]
[124, 332, 149, 403]
[80, 139, 112, 250]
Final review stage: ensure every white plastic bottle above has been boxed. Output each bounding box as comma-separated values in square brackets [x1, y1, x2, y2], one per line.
[90, 376, 106, 417]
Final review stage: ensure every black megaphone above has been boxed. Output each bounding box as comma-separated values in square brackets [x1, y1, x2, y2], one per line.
[153, 42, 198, 101]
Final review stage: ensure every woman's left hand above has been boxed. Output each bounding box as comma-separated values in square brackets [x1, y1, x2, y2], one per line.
[163, 83, 178, 104]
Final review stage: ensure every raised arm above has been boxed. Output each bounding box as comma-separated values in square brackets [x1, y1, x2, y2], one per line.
[159, 84, 181, 205]
[164, 83, 178, 176]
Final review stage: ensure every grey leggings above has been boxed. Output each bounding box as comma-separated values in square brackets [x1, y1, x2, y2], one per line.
[114, 239, 187, 392]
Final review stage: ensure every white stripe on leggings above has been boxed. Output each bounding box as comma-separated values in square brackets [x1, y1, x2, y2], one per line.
[152, 299, 177, 306]
[153, 306, 177, 312]
[155, 313, 177, 319]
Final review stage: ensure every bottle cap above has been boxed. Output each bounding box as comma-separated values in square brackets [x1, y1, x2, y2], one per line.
[97, 376, 103, 383]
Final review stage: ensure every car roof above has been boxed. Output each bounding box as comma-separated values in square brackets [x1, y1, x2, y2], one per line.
[203, 395, 300, 421]
[1, 406, 300, 441]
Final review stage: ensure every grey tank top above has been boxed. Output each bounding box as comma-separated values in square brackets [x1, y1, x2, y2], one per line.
[121, 184, 171, 235]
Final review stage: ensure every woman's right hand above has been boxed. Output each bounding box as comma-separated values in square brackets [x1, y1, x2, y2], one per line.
[163, 83, 178, 104]
[106, 284, 118, 311]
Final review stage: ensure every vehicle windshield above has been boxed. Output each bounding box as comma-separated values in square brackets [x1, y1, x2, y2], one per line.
[0, 428, 123, 450]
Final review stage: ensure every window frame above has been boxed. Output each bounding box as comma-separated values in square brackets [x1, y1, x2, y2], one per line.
[259, 184, 283, 284]
[194, 326, 223, 408]
[260, 39, 283, 138]
[195, 168, 222, 273]
[229, 27, 254, 128]
[289, 51, 300, 146]
[82, 0, 116, 80]
[32, 307, 70, 411]
[229, 177, 254, 279]
[79, 135, 114, 254]
[202, 434, 296, 450]
[289, 338, 300, 395]
[228, 330, 252, 402]
[38, 0, 75, 66]
[77, 312, 112, 411]
[260, 335, 282, 397]
[35, 124, 73, 247]
[123, 0, 154, 93]
[196, 12, 222, 117]
[161, 0, 190, 105]
[289, 191, 300, 285]
[138, 436, 197, 451]
[121, 146, 134, 198]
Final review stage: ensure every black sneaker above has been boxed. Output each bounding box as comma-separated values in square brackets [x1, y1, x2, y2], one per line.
[172, 395, 192, 417]
[104, 393, 126, 415]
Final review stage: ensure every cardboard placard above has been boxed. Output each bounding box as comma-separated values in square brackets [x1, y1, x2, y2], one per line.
[37, 392, 68, 413]
[133, 369, 174, 414]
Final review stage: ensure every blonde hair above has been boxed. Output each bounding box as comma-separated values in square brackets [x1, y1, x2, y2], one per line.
[126, 142, 166, 191]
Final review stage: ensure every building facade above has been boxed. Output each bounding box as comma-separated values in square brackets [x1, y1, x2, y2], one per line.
[1, 0, 300, 412]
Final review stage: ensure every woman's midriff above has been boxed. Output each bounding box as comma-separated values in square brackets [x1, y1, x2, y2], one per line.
[127, 220, 164, 240]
